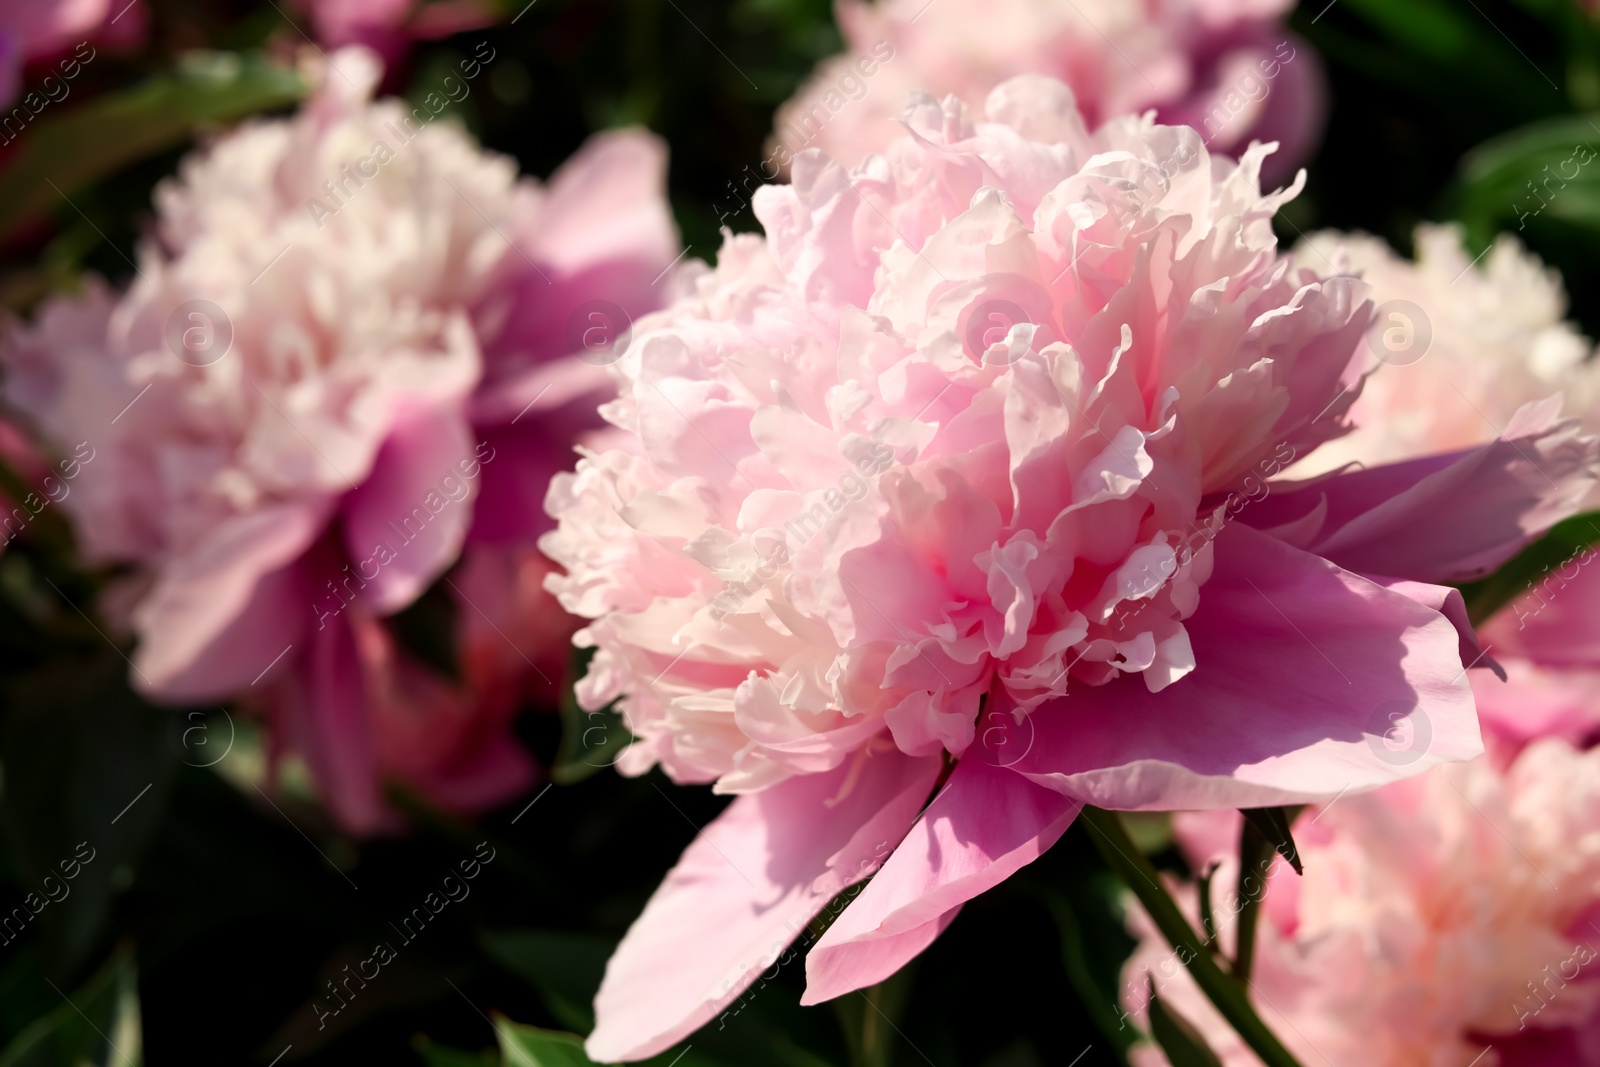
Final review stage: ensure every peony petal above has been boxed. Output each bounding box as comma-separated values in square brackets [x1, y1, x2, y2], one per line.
[585, 748, 940, 1062]
[1369, 575, 1504, 680]
[340, 406, 477, 613]
[131, 500, 329, 698]
[1246, 399, 1599, 583]
[802, 758, 1080, 1003]
[1009, 523, 1482, 809]
[274, 601, 387, 834]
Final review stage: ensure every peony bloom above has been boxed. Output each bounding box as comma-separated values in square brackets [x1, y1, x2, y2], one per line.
[1, 47, 679, 831]
[1123, 742, 1600, 1066]
[1289, 224, 1599, 478]
[771, 0, 1324, 188]
[539, 76, 1596, 1060]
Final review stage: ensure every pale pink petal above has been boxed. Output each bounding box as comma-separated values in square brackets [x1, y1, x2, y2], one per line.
[585, 748, 941, 1062]
[802, 758, 1080, 1003]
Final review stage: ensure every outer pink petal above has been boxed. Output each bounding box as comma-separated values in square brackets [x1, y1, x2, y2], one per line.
[585, 748, 941, 1062]
[1365, 575, 1503, 680]
[340, 406, 477, 613]
[1248, 399, 1598, 583]
[275, 601, 387, 834]
[802, 758, 1080, 1004]
[131, 500, 329, 699]
[531, 129, 679, 277]
[1009, 523, 1481, 809]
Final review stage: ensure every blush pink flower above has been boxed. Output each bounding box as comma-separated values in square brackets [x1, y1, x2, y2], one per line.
[1, 46, 679, 832]
[772, 0, 1324, 187]
[1289, 225, 1599, 478]
[1123, 743, 1600, 1067]
[539, 77, 1596, 1061]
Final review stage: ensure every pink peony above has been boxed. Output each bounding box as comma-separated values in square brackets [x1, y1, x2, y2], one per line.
[1, 47, 679, 831]
[771, 0, 1324, 188]
[539, 77, 1596, 1061]
[1289, 224, 1599, 478]
[1123, 743, 1600, 1066]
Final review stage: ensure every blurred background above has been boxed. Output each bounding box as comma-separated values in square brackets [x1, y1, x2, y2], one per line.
[0, 0, 1594, 1063]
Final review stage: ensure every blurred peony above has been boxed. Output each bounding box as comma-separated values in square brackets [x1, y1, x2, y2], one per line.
[540, 77, 1596, 1060]
[1123, 742, 1600, 1066]
[1, 46, 679, 831]
[1290, 224, 1599, 478]
[295, 0, 499, 67]
[771, 0, 1324, 187]
[0, 0, 144, 108]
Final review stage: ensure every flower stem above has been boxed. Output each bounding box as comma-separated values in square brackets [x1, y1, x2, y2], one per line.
[1234, 816, 1274, 981]
[1079, 806, 1304, 1067]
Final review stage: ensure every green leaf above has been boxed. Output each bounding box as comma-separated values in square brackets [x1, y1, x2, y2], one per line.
[495, 1022, 599, 1067]
[1147, 981, 1225, 1067]
[414, 1036, 497, 1067]
[477, 929, 612, 1032]
[1239, 808, 1302, 876]
[0, 655, 176, 973]
[0, 51, 303, 243]
[1455, 510, 1600, 625]
[1452, 114, 1600, 245]
[1303, 0, 1563, 123]
[0, 947, 140, 1067]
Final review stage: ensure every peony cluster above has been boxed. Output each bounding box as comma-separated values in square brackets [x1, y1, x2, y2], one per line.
[1, 46, 679, 832]
[774, 0, 1324, 184]
[540, 76, 1597, 1061]
[1123, 740, 1600, 1066]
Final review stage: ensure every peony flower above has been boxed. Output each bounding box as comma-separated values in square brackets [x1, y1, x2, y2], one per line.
[1, 46, 679, 831]
[770, 0, 1324, 188]
[539, 77, 1597, 1060]
[1122, 741, 1600, 1066]
[1289, 224, 1599, 478]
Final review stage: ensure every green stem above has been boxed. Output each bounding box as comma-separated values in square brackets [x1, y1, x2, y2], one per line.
[1197, 862, 1218, 949]
[1234, 817, 1273, 982]
[1079, 806, 1304, 1067]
